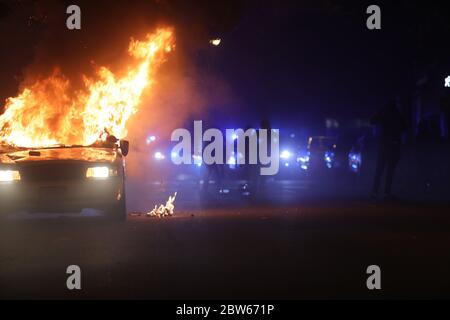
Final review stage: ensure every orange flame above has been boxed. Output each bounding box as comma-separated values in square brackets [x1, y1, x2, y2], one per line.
[0, 28, 174, 148]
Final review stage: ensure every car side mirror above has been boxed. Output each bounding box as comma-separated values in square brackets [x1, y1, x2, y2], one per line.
[120, 140, 129, 156]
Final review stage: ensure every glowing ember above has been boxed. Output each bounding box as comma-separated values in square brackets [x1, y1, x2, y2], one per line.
[0, 28, 174, 148]
[147, 192, 177, 218]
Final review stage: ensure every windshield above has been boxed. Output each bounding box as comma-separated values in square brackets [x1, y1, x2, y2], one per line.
[0, 134, 119, 152]
[0, 143, 24, 154]
[0, 141, 116, 153]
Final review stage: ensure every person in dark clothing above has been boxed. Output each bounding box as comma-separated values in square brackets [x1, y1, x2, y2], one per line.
[370, 101, 406, 199]
[416, 119, 433, 191]
[201, 126, 225, 195]
[254, 119, 272, 197]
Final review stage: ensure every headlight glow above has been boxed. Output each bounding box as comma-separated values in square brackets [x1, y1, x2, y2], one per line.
[324, 151, 335, 163]
[0, 170, 21, 182]
[170, 151, 180, 162]
[324, 151, 335, 169]
[227, 156, 237, 165]
[146, 135, 156, 145]
[297, 151, 310, 164]
[192, 154, 202, 167]
[280, 150, 292, 160]
[154, 151, 165, 160]
[297, 151, 310, 170]
[86, 167, 114, 178]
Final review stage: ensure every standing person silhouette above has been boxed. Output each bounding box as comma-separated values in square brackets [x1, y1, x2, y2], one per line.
[201, 124, 225, 195]
[370, 101, 406, 200]
[254, 118, 272, 198]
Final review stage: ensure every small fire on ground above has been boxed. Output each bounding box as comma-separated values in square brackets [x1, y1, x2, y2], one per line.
[143, 192, 177, 218]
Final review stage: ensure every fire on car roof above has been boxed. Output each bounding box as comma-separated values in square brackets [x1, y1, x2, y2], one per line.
[0, 28, 174, 148]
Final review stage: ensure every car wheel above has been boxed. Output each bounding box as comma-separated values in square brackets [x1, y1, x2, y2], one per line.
[108, 196, 126, 222]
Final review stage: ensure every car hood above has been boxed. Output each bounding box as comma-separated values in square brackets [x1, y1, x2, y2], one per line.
[0, 147, 118, 164]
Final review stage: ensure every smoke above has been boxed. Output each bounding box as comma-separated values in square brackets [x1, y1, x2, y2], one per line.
[124, 40, 236, 178]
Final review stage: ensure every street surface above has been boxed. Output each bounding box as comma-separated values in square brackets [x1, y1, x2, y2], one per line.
[1, 177, 449, 299]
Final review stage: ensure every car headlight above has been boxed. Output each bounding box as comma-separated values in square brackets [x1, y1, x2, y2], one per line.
[324, 151, 335, 163]
[227, 155, 237, 165]
[0, 170, 21, 182]
[146, 135, 156, 145]
[297, 151, 310, 164]
[154, 151, 165, 160]
[192, 154, 202, 167]
[86, 167, 117, 178]
[280, 150, 292, 160]
[324, 151, 335, 169]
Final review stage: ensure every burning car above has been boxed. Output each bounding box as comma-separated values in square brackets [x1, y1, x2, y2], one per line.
[0, 28, 175, 221]
[0, 137, 129, 221]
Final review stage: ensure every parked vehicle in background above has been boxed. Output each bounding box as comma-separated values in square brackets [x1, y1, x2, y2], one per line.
[347, 132, 377, 182]
[297, 136, 338, 173]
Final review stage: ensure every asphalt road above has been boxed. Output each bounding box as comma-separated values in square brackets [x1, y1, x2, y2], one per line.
[1, 178, 449, 299]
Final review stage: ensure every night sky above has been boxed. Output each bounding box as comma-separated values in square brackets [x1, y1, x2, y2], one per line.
[1, 0, 449, 133]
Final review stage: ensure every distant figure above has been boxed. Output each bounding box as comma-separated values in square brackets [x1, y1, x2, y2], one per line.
[239, 125, 254, 196]
[203, 162, 224, 193]
[370, 101, 406, 199]
[254, 118, 272, 197]
[416, 117, 441, 192]
[416, 119, 433, 191]
[201, 125, 225, 194]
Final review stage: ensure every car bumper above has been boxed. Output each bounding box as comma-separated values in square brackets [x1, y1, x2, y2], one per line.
[0, 178, 123, 213]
